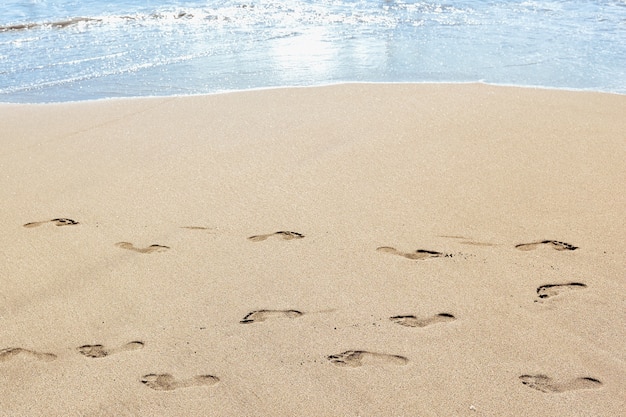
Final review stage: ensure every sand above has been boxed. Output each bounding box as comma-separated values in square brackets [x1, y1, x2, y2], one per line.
[0, 83, 624, 416]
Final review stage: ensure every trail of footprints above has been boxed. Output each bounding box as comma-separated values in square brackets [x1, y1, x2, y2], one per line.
[17, 221, 600, 394]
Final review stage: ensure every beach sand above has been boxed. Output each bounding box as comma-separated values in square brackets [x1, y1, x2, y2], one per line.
[1, 83, 624, 416]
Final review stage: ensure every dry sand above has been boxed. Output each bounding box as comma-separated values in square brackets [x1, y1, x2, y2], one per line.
[1, 83, 624, 416]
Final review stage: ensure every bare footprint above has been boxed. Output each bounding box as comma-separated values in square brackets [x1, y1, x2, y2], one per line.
[376, 246, 446, 260]
[390, 313, 456, 328]
[115, 242, 170, 253]
[327, 350, 408, 368]
[0, 347, 57, 363]
[537, 283, 587, 300]
[23, 218, 79, 228]
[141, 373, 220, 391]
[77, 341, 144, 358]
[181, 226, 215, 231]
[520, 374, 602, 393]
[515, 240, 578, 251]
[240, 309, 304, 324]
[248, 231, 305, 242]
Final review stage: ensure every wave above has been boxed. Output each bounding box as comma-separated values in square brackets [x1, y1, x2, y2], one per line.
[2, 0, 622, 36]
[0, 11, 216, 33]
[0, 2, 477, 34]
[0, 17, 104, 33]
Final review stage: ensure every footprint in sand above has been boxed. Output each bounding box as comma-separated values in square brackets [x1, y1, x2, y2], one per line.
[327, 350, 408, 368]
[181, 226, 215, 231]
[23, 218, 79, 228]
[247, 231, 305, 242]
[77, 341, 144, 358]
[115, 242, 170, 253]
[520, 374, 602, 393]
[141, 373, 220, 391]
[515, 240, 578, 251]
[390, 313, 456, 328]
[240, 309, 304, 324]
[537, 282, 587, 300]
[0, 347, 57, 363]
[376, 246, 447, 260]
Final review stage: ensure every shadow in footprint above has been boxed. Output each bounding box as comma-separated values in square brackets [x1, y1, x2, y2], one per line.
[377, 246, 447, 260]
[327, 350, 408, 368]
[520, 374, 602, 393]
[248, 231, 305, 242]
[515, 240, 578, 251]
[77, 341, 144, 358]
[0, 347, 57, 363]
[141, 373, 220, 391]
[390, 313, 456, 328]
[537, 283, 587, 300]
[181, 226, 216, 231]
[240, 309, 303, 324]
[23, 218, 79, 228]
[115, 242, 170, 253]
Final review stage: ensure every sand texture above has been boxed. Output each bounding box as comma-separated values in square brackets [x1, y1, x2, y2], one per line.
[1, 84, 625, 416]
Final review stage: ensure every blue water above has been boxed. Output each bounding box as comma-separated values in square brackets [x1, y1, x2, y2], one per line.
[1, 0, 624, 102]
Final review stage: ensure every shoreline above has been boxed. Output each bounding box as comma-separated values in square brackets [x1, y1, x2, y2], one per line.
[1, 83, 624, 416]
[2, 81, 625, 105]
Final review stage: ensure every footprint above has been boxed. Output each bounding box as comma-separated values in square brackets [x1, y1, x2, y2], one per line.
[23, 218, 79, 228]
[537, 283, 587, 300]
[520, 374, 602, 393]
[240, 309, 304, 324]
[515, 240, 578, 251]
[141, 373, 220, 391]
[115, 242, 170, 253]
[390, 313, 456, 328]
[376, 246, 446, 260]
[77, 341, 144, 358]
[247, 231, 305, 242]
[0, 347, 57, 363]
[327, 350, 408, 368]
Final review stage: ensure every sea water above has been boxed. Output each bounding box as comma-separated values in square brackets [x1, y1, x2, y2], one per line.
[0, 0, 624, 103]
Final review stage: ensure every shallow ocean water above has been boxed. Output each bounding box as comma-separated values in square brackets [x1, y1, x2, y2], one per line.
[1, 0, 625, 102]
